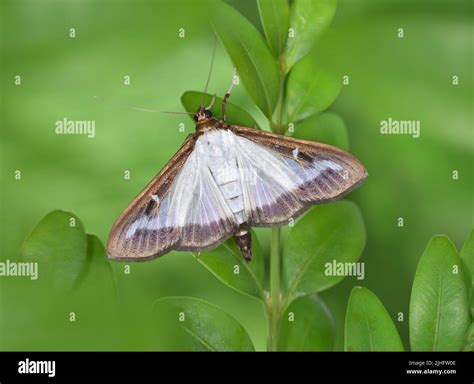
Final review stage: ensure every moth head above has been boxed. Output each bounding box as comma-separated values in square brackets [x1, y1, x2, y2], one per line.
[194, 107, 213, 123]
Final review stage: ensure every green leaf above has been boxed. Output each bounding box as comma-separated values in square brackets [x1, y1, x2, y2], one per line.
[460, 230, 474, 285]
[461, 230, 474, 276]
[181, 91, 257, 127]
[278, 294, 335, 351]
[257, 0, 290, 57]
[284, 0, 337, 72]
[409, 235, 471, 351]
[195, 230, 265, 301]
[344, 287, 404, 351]
[75, 235, 118, 300]
[20, 210, 88, 291]
[463, 322, 474, 351]
[461, 230, 474, 317]
[152, 296, 255, 351]
[282, 201, 366, 304]
[293, 112, 349, 150]
[211, 2, 280, 118]
[286, 54, 341, 123]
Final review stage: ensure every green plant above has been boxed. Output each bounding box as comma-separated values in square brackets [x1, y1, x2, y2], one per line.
[12, 1, 472, 353]
[17, 0, 365, 351]
[345, 233, 473, 351]
[17, 219, 473, 351]
[164, 0, 365, 351]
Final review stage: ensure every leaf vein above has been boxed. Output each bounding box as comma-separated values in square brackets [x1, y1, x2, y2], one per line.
[231, 31, 274, 116]
[181, 325, 217, 351]
[287, 228, 340, 300]
[222, 242, 265, 296]
[432, 274, 443, 351]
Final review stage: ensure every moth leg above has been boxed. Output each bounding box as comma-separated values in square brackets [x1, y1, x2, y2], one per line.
[222, 66, 238, 122]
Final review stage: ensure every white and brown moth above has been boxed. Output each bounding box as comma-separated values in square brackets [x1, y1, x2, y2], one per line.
[107, 74, 367, 263]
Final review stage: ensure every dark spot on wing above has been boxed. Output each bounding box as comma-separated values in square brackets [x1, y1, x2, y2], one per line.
[270, 141, 314, 165]
[297, 151, 313, 163]
[144, 198, 157, 216]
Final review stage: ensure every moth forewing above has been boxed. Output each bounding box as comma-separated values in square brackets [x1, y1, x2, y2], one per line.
[107, 134, 197, 261]
[229, 124, 367, 226]
[231, 124, 367, 186]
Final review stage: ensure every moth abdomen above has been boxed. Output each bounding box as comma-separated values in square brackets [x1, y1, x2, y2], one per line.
[234, 224, 252, 262]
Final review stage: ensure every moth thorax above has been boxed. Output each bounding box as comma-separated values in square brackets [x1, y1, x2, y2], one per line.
[196, 120, 218, 134]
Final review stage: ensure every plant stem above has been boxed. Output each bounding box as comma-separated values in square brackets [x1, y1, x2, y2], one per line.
[267, 65, 287, 351]
[271, 70, 287, 134]
[269, 227, 281, 351]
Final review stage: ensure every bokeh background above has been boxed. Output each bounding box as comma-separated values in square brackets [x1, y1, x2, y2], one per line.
[1, 0, 472, 350]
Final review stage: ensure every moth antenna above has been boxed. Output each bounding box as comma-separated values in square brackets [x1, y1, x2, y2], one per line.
[227, 66, 238, 95]
[93, 96, 194, 115]
[201, 36, 217, 107]
[205, 94, 216, 110]
[222, 66, 238, 121]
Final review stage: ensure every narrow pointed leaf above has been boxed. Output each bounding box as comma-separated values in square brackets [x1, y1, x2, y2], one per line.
[293, 112, 348, 150]
[20, 210, 88, 290]
[195, 230, 265, 301]
[282, 201, 366, 303]
[286, 55, 341, 122]
[345, 287, 404, 351]
[409, 236, 470, 351]
[279, 294, 335, 351]
[211, 2, 280, 118]
[152, 296, 255, 351]
[181, 91, 257, 128]
[257, 0, 290, 57]
[284, 0, 337, 72]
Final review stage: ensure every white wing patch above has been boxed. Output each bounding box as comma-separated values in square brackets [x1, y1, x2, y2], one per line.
[125, 151, 235, 240]
[292, 147, 299, 160]
[125, 195, 170, 239]
[125, 129, 346, 240]
[231, 131, 344, 224]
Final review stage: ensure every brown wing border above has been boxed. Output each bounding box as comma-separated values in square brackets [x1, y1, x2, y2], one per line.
[107, 134, 197, 261]
[229, 125, 368, 227]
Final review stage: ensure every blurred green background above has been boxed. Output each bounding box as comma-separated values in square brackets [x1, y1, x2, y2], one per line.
[1, 0, 472, 350]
